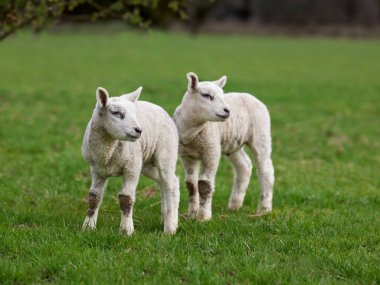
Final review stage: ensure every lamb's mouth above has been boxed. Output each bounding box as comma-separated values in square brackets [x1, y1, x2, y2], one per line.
[126, 133, 141, 139]
[216, 113, 230, 119]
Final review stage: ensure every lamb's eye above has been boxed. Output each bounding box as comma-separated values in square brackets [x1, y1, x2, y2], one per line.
[110, 111, 125, 119]
[201, 93, 214, 101]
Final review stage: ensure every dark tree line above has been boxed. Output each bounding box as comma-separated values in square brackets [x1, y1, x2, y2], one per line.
[1, 0, 380, 41]
[206, 0, 380, 26]
[0, 0, 188, 40]
[186, 0, 380, 34]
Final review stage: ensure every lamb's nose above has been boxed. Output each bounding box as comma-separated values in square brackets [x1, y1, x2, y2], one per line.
[134, 127, 143, 134]
[224, 108, 230, 114]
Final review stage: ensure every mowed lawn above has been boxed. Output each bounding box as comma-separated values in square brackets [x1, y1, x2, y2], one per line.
[0, 29, 379, 284]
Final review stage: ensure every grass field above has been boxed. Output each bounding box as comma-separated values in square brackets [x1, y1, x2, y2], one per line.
[0, 30, 379, 284]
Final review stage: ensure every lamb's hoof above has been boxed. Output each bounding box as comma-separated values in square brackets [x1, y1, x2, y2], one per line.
[197, 216, 212, 222]
[228, 200, 243, 211]
[120, 228, 134, 236]
[164, 220, 178, 234]
[188, 203, 199, 218]
[197, 211, 212, 222]
[186, 210, 198, 219]
[163, 228, 177, 235]
[120, 223, 134, 236]
[256, 206, 272, 215]
[82, 216, 96, 231]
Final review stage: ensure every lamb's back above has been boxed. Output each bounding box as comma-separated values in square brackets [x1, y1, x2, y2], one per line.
[136, 101, 178, 162]
[218, 92, 269, 154]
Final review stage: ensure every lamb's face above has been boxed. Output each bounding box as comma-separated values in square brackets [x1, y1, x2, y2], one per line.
[95, 87, 143, 142]
[185, 72, 230, 122]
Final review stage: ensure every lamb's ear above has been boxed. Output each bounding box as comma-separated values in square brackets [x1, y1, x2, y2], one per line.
[122, 87, 142, 102]
[96, 87, 109, 108]
[187, 72, 199, 91]
[213, 75, 227, 88]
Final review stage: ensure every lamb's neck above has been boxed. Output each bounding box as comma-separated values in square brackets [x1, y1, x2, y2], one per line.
[88, 120, 118, 165]
[176, 107, 206, 145]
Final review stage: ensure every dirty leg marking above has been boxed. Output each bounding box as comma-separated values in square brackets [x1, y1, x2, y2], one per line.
[87, 192, 100, 217]
[186, 182, 196, 201]
[119, 194, 133, 216]
[198, 180, 211, 206]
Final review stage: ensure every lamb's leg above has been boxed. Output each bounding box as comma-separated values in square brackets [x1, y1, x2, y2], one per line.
[249, 140, 274, 214]
[198, 152, 220, 221]
[142, 165, 166, 223]
[181, 157, 200, 218]
[82, 170, 108, 231]
[227, 148, 252, 211]
[157, 163, 180, 234]
[119, 171, 140, 236]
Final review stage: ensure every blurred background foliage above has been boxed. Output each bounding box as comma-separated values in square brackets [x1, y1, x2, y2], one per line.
[0, 0, 188, 40]
[1, 0, 380, 40]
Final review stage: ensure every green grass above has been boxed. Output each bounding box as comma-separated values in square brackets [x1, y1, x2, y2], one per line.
[0, 29, 379, 284]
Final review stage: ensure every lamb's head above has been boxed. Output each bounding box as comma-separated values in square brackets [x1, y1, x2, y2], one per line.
[184, 72, 230, 123]
[95, 87, 143, 142]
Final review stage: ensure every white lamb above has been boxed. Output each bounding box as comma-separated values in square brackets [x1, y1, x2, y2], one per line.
[81, 86, 179, 235]
[173, 72, 274, 221]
